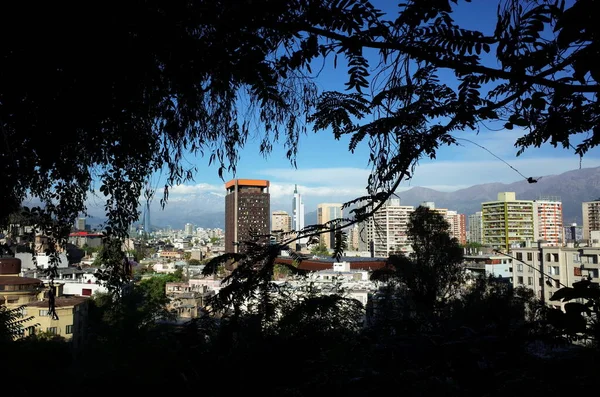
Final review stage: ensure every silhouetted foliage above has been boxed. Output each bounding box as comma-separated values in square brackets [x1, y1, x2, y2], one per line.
[547, 277, 600, 345]
[372, 206, 464, 311]
[2, 0, 598, 293]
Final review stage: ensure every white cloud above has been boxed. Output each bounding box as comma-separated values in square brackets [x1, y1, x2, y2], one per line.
[168, 183, 223, 196]
[258, 167, 371, 185]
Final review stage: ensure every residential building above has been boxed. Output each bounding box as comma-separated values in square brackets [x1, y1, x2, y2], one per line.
[272, 210, 292, 233]
[511, 242, 600, 308]
[68, 231, 103, 248]
[1, 256, 89, 346]
[165, 282, 213, 319]
[225, 179, 270, 254]
[447, 210, 467, 245]
[582, 200, 600, 242]
[367, 198, 414, 257]
[317, 203, 343, 249]
[533, 197, 563, 246]
[420, 202, 465, 244]
[22, 267, 107, 297]
[184, 223, 194, 237]
[468, 212, 483, 244]
[292, 184, 307, 245]
[24, 296, 89, 347]
[462, 253, 513, 281]
[482, 192, 535, 252]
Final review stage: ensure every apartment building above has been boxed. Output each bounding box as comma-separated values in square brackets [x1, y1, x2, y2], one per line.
[468, 211, 483, 244]
[447, 210, 467, 245]
[317, 203, 343, 249]
[534, 197, 563, 246]
[271, 210, 292, 243]
[482, 192, 535, 252]
[271, 210, 292, 233]
[582, 200, 600, 242]
[511, 240, 600, 308]
[420, 202, 465, 244]
[367, 198, 414, 257]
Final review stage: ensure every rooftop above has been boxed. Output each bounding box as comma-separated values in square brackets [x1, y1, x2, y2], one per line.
[0, 276, 43, 285]
[69, 231, 103, 237]
[225, 179, 270, 189]
[26, 296, 89, 308]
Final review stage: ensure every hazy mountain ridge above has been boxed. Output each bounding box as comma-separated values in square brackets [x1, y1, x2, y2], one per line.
[82, 167, 600, 229]
[397, 167, 600, 224]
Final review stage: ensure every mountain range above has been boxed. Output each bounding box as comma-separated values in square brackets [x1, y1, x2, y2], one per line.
[84, 166, 600, 229]
[305, 166, 600, 227]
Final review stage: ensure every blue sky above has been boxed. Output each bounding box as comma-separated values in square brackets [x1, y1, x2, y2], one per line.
[156, 0, 599, 216]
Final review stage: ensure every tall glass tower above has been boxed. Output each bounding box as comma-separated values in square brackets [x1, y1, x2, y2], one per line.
[143, 201, 151, 236]
[292, 184, 306, 245]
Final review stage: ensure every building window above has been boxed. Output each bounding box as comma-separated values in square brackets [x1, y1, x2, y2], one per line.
[552, 253, 559, 262]
[66, 325, 73, 334]
[517, 264, 523, 272]
[39, 310, 49, 316]
[572, 253, 580, 263]
[516, 252, 523, 260]
[527, 252, 533, 261]
[46, 327, 57, 335]
[549, 266, 560, 276]
[82, 288, 92, 296]
[528, 277, 533, 286]
[546, 253, 551, 262]
[26, 326, 36, 336]
[517, 276, 524, 284]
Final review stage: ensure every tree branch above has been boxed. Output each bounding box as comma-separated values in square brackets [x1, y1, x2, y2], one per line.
[298, 26, 600, 93]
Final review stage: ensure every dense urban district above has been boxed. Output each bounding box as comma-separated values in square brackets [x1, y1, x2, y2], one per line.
[2, 0, 600, 395]
[2, 178, 600, 396]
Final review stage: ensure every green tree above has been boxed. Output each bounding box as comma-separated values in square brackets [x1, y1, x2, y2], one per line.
[310, 243, 330, 257]
[373, 206, 464, 311]
[188, 258, 202, 266]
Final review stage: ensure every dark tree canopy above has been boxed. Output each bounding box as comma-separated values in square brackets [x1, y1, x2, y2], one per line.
[1, 0, 598, 285]
[372, 206, 464, 309]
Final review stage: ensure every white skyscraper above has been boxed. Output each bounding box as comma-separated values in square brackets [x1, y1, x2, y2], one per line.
[292, 185, 306, 244]
[367, 198, 414, 257]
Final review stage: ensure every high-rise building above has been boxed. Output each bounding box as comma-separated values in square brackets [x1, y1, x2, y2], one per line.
[292, 185, 306, 244]
[272, 211, 292, 233]
[482, 192, 535, 252]
[533, 197, 563, 246]
[317, 203, 343, 249]
[142, 202, 151, 235]
[76, 217, 86, 231]
[367, 198, 414, 257]
[419, 202, 465, 244]
[468, 212, 483, 244]
[184, 223, 194, 236]
[446, 211, 467, 245]
[564, 223, 583, 244]
[582, 200, 600, 242]
[225, 179, 270, 254]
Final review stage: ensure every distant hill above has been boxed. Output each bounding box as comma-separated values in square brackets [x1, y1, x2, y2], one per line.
[396, 166, 600, 224]
[82, 167, 600, 229]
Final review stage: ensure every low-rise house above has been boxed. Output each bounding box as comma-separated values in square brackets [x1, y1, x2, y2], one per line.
[1, 256, 89, 346]
[165, 282, 213, 319]
[22, 267, 107, 297]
